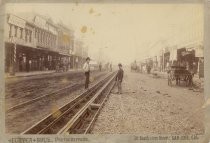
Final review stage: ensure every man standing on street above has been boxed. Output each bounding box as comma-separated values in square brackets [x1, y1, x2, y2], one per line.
[83, 57, 91, 89]
[116, 63, 124, 94]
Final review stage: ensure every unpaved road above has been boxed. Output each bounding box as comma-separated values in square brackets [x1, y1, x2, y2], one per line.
[92, 70, 205, 134]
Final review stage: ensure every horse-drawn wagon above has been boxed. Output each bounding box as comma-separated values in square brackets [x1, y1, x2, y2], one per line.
[167, 66, 193, 87]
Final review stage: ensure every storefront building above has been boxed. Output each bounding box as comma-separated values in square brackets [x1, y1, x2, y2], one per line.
[4, 13, 59, 74]
[57, 23, 74, 70]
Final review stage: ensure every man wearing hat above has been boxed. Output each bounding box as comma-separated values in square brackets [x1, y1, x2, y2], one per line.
[83, 57, 91, 89]
[115, 63, 124, 94]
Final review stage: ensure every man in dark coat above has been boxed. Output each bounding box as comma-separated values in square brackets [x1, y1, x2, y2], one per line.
[116, 63, 124, 94]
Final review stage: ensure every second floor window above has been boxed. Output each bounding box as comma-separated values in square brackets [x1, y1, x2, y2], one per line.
[43, 32, 45, 45]
[29, 31, 32, 43]
[9, 24, 12, 38]
[14, 26, 18, 37]
[25, 29, 28, 42]
[37, 30, 40, 42]
[20, 28, 23, 39]
[40, 31, 43, 43]
[35, 29, 37, 38]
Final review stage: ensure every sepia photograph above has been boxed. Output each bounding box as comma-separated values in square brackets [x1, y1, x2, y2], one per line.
[0, 0, 208, 142]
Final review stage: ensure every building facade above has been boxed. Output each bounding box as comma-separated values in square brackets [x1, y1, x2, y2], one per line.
[57, 23, 74, 69]
[4, 13, 60, 73]
[141, 42, 204, 78]
[4, 13, 88, 74]
[74, 40, 88, 69]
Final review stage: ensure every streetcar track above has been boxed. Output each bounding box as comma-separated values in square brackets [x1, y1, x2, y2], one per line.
[6, 83, 79, 112]
[5, 70, 100, 100]
[22, 72, 116, 134]
[6, 72, 106, 112]
[60, 74, 116, 134]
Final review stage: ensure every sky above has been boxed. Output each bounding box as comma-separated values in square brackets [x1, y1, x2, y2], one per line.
[5, 2, 203, 65]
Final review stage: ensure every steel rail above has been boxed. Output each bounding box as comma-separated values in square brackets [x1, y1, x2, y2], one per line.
[7, 72, 106, 112]
[7, 83, 79, 112]
[84, 80, 116, 134]
[21, 72, 115, 134]
[58, 72, 116, 134]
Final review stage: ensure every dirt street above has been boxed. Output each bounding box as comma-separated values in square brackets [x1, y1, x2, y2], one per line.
[5, 70, 101, 109]
[92, 70, 205, 134]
